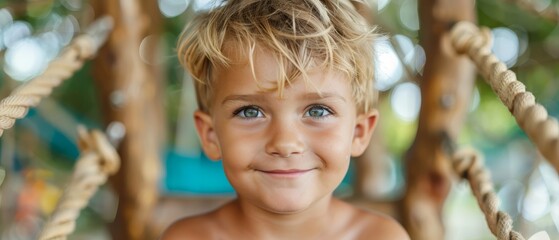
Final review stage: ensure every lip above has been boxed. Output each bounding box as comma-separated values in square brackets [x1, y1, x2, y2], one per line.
[257, 169, 314, 177]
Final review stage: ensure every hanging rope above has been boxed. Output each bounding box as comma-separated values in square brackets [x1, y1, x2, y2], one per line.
[449, 21, 559, 174]
[0, 16, 113, 138]
[38, 126, 120, 240]
[451, 148, 525, 240]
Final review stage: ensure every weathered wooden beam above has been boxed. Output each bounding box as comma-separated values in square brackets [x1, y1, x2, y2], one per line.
[92, 0, 165, 239]
[401, 0, 476, 239]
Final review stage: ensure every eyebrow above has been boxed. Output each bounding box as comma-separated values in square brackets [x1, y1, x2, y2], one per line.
[301, 92, 347, 102]
[221, 94, 267, 104]
[221, 92, 347, 105]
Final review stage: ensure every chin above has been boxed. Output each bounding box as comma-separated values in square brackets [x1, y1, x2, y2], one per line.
[259, 194, 317, 214]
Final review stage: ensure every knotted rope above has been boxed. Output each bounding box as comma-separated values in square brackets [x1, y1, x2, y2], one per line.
[452, 148, 525, 240]
[450, 22, 559, 174]
[0, 16, 113, 138]
[38, 126, 120, 240]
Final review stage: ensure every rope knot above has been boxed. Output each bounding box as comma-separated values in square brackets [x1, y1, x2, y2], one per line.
[77, 126, 120, 174]
[39, 126, 120, 240]
[450, 21, 493, 55]
[71, 35, 96, 60]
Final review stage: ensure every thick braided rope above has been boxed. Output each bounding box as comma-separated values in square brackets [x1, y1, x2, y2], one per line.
[38, 127, 120, 240]
[450, 22, 559, 174]
[0, 16, 113, 138]
[452, 148, 525, 240]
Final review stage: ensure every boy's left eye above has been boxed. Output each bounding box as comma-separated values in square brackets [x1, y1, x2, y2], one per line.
[304, 105, 332, 118]
[234, 106, 264, 119]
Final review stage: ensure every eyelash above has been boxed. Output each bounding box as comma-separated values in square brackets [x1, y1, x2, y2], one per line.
[304, 104, 334, 119]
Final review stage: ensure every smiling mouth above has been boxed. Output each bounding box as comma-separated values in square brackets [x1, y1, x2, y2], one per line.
[257, 169, 314, 177]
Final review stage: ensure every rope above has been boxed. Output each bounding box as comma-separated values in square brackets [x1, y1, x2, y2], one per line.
[0, 16, 113, 138]
[38, 126, 120, 240]
[449, 21, 559, 174]
[451, 148, 525, 240]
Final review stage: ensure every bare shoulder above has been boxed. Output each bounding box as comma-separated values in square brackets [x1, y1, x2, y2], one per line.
[352, 208, 410, 240]
[332, 200, 409, 240]
[159, 212, 218, 240]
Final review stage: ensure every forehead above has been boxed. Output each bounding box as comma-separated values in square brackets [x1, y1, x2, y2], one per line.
[219, 43, 277, 80]
[217, 42, 344, 87]
[212, 47, 351, 101]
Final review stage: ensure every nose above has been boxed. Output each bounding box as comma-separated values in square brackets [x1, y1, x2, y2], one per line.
[265, 119, 305, 158]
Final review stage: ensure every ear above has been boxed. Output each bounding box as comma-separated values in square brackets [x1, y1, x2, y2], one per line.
[193, 110, 222, 160]
[351, 110, 378, 157]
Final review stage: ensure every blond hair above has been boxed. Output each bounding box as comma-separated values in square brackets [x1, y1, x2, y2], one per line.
[178, 0, 378, 113]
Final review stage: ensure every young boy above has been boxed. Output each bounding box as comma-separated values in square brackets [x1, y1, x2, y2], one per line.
[162, 0, 410, 239]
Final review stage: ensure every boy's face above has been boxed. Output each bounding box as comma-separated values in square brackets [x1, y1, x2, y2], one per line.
[194, 47, 377, 214]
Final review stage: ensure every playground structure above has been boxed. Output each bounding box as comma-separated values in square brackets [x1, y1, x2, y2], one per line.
[0, 0, 559, 239]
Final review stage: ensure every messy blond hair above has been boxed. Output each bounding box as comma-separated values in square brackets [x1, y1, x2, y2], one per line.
[178, 0, 378, 113]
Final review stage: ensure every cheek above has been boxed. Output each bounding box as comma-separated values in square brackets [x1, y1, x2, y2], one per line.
[215, 121, 263, 164]
[309, 124, 352, 189]
[309, 122, 354, 163]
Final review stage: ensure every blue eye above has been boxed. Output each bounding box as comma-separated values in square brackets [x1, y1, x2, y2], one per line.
[235, 106, 263, 118]
[305, 105, 332, 118]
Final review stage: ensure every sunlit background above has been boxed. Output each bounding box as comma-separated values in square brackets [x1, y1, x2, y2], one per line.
[0, 0, 559, 239]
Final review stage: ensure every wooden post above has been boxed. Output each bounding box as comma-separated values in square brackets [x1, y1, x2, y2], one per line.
[401, 0, 476, 239]
[92, 0, 165, 239]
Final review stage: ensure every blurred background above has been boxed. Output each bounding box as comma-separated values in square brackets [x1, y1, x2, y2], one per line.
[0, 0, 558, 239]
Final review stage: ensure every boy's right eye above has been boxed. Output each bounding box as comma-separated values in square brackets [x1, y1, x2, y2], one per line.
[234, 106, 264, 118]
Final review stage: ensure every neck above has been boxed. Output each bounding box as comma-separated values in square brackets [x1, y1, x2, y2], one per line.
[233, 195, 336, 239]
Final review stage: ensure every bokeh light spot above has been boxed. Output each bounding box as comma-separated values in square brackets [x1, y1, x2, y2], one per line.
[393, 34, 414, 64]
[374, 37, 403, 91]
[3, 21, 32, 49]
[492, 27, 519, 67]
[4, 38, 48, 81]
[391, 82, 421, 122]
[469, 87, 480, 112]
[522, 172, 550, 222]
[399, 0, 419, 31]
[193, 0, 222, 11]
[378, 0, 391, 11]
[158, 0, 189, 18]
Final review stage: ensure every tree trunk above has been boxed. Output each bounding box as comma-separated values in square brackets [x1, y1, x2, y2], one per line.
[92, 1, 165, 239]
[401, 0, 476, 239]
